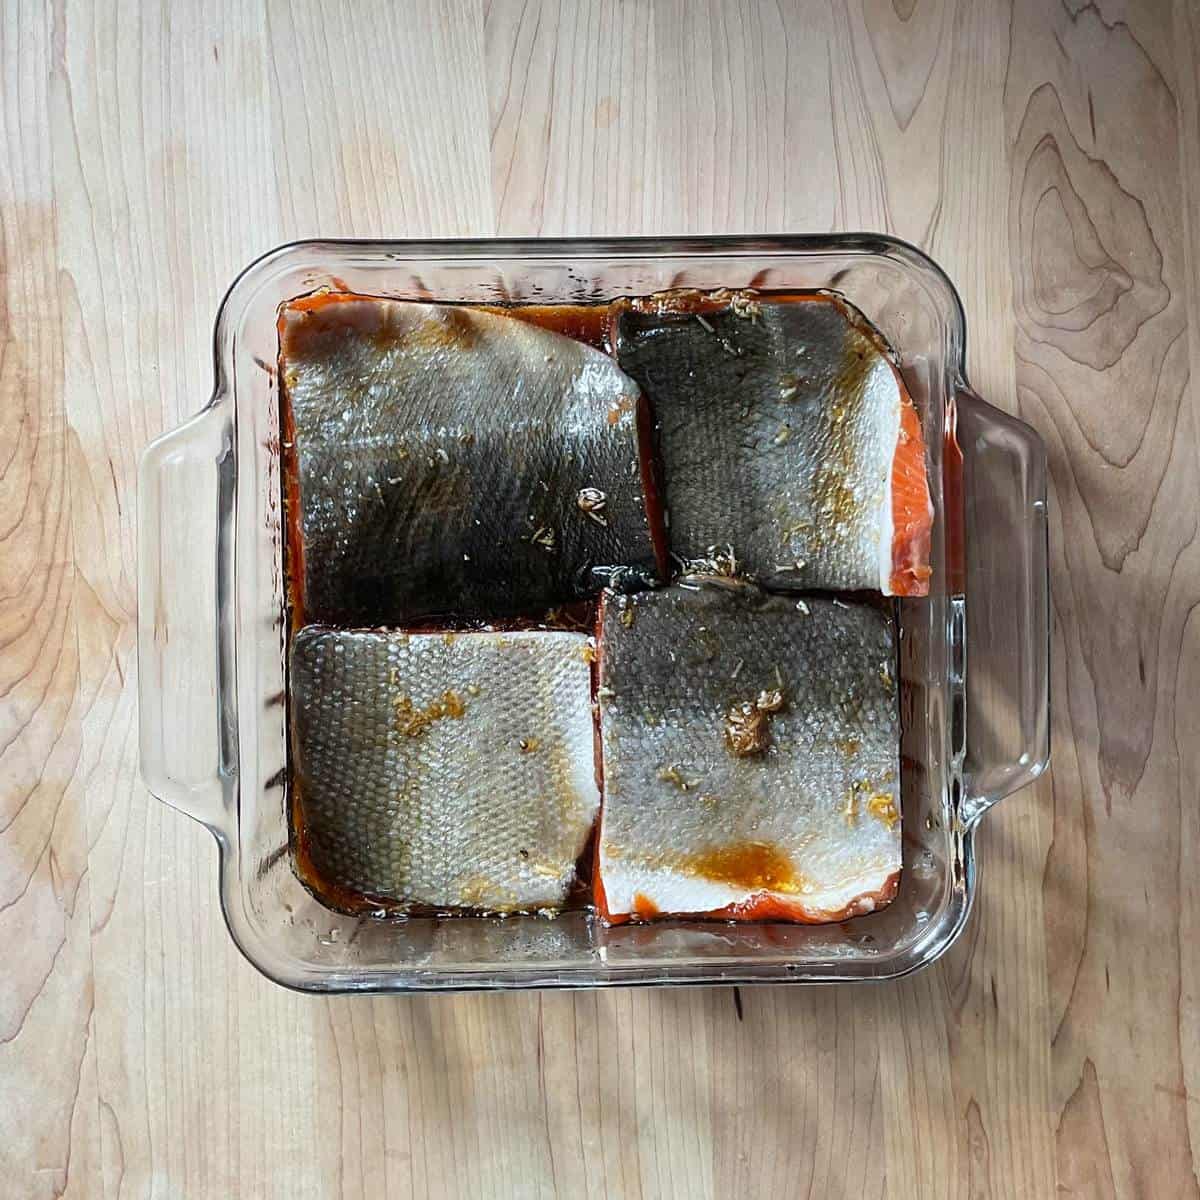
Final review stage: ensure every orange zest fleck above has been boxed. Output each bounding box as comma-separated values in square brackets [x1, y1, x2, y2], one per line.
[867, 792, 900, 830]
[392, 690, 467, 737]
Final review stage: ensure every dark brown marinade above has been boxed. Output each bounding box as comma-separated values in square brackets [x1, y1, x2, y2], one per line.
[475, 302, 612, 351]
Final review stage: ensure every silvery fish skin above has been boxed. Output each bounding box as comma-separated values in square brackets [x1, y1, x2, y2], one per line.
[595, 583, 901, 922]
[291, 627, 600, 912]
[612, 290, 931, 595]
[281, 297, 662, 625]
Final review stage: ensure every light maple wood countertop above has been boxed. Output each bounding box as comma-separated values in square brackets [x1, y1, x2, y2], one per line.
[3, 2, 1198, 1197]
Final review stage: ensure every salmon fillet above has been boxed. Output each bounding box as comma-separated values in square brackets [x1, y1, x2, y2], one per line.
[611, 290, 932, 596]
[594, 584, 901, 923]
[291, 627, 600, 912]
[280, 295, 663, 626]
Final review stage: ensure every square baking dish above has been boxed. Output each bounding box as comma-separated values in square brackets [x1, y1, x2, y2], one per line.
[137, 235, 1048, 991]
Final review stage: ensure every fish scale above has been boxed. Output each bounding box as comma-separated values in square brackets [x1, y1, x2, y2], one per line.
[612, 291, 932, 595]
[595, 583, 901, 922]
[291, 627, 600, 912]
[280, 296, 663, 626]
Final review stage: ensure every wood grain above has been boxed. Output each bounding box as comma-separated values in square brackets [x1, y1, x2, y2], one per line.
[1, 1, 1197, 1196]
[1005, 3, 1199, 1195]
[0, 4, 98, 1198]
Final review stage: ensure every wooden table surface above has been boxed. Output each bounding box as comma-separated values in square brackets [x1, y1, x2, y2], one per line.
[3, 2, 1198, 1196]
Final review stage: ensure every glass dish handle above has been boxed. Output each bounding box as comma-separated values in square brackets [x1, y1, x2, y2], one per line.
[954, 385, 1050, 825]
[137, 400, 233, 836]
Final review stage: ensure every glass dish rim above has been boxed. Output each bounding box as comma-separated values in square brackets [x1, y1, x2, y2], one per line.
[190, 234, 1003, 991]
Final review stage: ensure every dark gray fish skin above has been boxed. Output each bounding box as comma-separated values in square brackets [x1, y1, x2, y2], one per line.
[612, 292, 907, 592]
[290, 626, 599, 912]
[281, 298, 662, 626]
[596, 582, 901, 921]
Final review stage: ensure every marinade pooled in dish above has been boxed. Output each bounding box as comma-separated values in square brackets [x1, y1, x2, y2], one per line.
[280, 291, 919, 926]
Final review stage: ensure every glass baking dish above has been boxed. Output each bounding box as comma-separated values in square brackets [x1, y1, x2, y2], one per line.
[137, 235, 1048, 991]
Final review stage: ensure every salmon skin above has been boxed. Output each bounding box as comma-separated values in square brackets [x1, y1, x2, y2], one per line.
[594, 583, 901, 923]
[611, 290, 933, 596]
[290, 626, 600, 912]
[280, 295, 663, 626]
